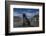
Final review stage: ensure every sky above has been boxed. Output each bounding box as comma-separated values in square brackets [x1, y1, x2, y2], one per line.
[13, 8, 39, 18]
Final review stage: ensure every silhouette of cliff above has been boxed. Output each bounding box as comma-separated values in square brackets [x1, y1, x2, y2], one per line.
[23, 13, 30, 27]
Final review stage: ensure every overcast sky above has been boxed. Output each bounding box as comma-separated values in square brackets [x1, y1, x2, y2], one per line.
[13, 8, 39, 18]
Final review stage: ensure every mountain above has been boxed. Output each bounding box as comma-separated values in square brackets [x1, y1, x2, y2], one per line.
[13, 14, 39, 27]
[30, 14, 39, 27]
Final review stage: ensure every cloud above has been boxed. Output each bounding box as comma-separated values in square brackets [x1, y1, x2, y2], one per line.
[26, 12, 39, 18]
[26, 13, 34, 18]
[13, 12, 22, 17]
[13, 11, 39, 18]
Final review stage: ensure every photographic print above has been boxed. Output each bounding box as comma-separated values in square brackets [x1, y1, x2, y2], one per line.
[5, 1, 45, 35]
[13, 8, 39, 27]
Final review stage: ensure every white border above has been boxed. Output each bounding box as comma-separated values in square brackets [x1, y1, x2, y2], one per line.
[10, 5, 43, 32]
